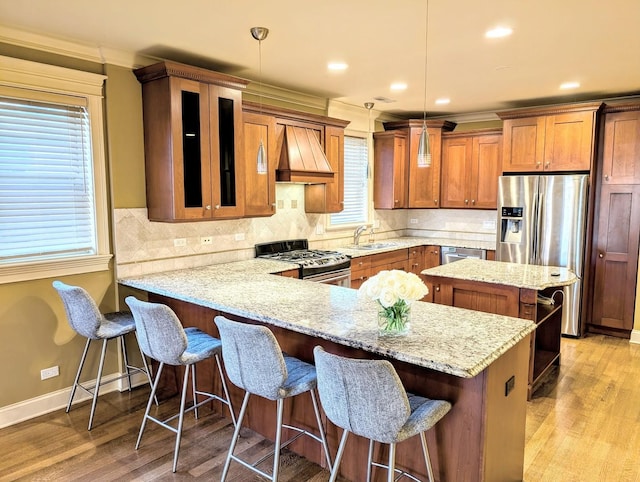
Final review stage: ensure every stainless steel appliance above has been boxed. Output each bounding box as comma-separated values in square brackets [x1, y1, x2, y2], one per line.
[496, 174, 589, 336]
[255, 239, 351, 287]
[440, 246, 487, 264]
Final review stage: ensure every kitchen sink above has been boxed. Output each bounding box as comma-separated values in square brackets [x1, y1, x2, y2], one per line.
[349, 242, 398, 250]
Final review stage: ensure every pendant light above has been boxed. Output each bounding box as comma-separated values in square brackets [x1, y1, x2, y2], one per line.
[251, 26, 269, 174]
[417, 0, 431, 168]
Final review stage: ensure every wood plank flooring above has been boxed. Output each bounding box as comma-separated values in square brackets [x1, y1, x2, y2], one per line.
[1, 334, 639, 481]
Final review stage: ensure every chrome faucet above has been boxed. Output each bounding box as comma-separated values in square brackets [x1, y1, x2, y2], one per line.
[353, 225, 368, 246]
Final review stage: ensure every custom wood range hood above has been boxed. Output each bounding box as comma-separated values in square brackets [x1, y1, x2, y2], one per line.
[276, 125, 334, 183]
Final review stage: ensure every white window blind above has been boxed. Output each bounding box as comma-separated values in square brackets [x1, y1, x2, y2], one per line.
[0, 96, 97, 263]
[330, 135, 369, 226]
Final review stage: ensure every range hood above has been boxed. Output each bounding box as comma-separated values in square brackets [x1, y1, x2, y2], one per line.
[276, 125, 334, 183]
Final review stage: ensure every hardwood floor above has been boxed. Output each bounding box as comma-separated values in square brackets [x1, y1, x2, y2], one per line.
[1, 334, 639, 481]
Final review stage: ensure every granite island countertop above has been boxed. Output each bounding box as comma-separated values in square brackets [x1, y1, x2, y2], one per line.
[422, 258, 578, 290]
[119, 258, 535, 379]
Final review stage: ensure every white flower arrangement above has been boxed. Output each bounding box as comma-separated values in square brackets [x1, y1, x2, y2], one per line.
[358, 269, 429, 333]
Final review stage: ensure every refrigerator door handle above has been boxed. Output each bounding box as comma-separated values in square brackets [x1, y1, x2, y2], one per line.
[531, 191, 542, 264]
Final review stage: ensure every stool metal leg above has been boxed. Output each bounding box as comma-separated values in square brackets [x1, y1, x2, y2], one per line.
[387, 442, 396, 482]
[366, 439, 375, 482]
[329, 429, 349, 482]
[66, 338, 91, 413]
[136, 362, 165, 450]
[87, 338, 108, 431]
[120, 335, 133, 391]
[220, 391, 251, 482]
[310, 389, 332, 471]
[191, 363, 199, 419]
[172, 363, 191, 472]
[215, 354, 236, 426]
[420, 431, 434, 482]
[272, 398, 285, 482]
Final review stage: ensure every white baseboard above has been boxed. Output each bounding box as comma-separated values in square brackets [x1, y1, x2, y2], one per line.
[630, 329, 640, 344]
[0, 371, 149, 429]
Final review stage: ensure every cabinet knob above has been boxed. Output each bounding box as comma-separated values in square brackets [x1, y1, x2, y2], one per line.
[205, 205, 211, 210]
[604, 175, 609, 181]
[536, 162, 542, 168]
[215, 205, 221, 210]
[435, 285, 440, 292]
[434, 199, 438, 205]
[599, 253, 604, 258]
[471, 199, 475, 205]
[271, 203, 277, 207]
[465, 199, 469, 204]
[395, 199, 399, 203]
[545, 162, 550, 169]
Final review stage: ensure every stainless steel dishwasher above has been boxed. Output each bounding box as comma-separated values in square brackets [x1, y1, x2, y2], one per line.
[440, 246, 487, 264]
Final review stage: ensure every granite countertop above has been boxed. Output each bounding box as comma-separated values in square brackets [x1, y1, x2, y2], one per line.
[422, 258, 578, 290]
[336, 236, 496, 258]
[119, 258, 535, 379]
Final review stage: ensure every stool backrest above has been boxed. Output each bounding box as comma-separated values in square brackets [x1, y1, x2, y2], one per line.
[125, 296, 188, 365]
[313, 346, 411, 443]
[53, 281, 104, 339]
[214, 316, 287, 400]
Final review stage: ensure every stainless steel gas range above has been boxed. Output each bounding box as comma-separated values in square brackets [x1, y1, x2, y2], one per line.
[255, 239, 351, 287]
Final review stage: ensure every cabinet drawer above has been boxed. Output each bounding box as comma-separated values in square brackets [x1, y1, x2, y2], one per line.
[350, 256, 371, 271]
[370, 248, 408, 267]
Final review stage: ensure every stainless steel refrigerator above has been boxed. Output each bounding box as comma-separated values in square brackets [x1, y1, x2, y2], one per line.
[496, 174, 589, 336]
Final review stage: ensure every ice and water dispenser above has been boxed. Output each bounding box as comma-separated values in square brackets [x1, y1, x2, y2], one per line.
[499, 207, 524, 244]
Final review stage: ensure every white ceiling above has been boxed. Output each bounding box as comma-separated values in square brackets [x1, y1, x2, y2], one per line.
[1, 0, 639, 117]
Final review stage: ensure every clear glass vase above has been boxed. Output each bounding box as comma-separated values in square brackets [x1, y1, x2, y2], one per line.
[377, 301, 411, 336]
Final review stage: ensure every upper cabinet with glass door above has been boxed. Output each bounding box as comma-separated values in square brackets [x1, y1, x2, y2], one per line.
[135, 61, 248, 221]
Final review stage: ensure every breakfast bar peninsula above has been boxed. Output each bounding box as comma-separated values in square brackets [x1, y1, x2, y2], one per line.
[119, 259, 536, 481]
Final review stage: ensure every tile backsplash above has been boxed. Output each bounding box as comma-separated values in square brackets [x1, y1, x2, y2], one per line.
[114, 184, 497, 278]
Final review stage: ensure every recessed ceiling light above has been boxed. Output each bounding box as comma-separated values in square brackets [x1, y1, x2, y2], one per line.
[435, 98, 450, 105]
[485, 26, 513, 38]
[390, 82, 407, 91]
[327, 62, 348, 71]
[560, 81, 580, 90]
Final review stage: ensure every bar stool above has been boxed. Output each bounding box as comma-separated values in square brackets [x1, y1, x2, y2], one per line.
[313, 346, 452, 482]
[52, 280, 155, 431]
[125, 296, 236, 473]
[214, 315, 332, 481]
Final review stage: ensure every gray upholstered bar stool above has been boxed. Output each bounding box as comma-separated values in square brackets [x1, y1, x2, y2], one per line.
[52, 280, 155, 431]
[214, 315, 332, 482]
[313, 346, 452, 482]
[125, 296, 236, 473]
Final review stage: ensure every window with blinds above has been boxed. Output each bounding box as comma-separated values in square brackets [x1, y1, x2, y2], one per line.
[0, 96, 97, 263]
[330, 135, 369, 226]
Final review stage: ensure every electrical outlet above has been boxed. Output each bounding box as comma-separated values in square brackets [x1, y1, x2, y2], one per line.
[291, 200, 298, 209]
[410, 218, 418, 224]
[316, 224, 324, 235]
[505, 375, 515, 396]
[41, 366, 59, 380]
[234, 233, 245, 241]
[200, 236, 213, 245]
[173, 238, 187, 247]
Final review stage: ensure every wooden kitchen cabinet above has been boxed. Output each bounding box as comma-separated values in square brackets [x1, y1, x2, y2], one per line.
[422, 245, 440, 302]
[135, 61, 248, 221]
[242, 111, 277, 217]
[600, 104, 640, 185]
[589, 184, 640, 335]
[373, 131, 408, 209]
[305, 125, 345, 213]
[498, 102, 602, 173]
[441, 129, 502, 209]
[349, 248, 411, 289]
[374, 120, 456, 209]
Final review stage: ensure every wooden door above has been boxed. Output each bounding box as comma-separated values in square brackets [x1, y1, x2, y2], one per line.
[373, 131, 407, 209]
[543, 111, 595, 171]
[441, 137, 471, 208]
[501, 116, 546, 172]
[472, 134, 502, 208]
[591, 184, 640, 332]
[601, 109, 640, 184]
[243, 112, 276, 217]
[422, 245, 440, 303]
[408, 126, 442, 208]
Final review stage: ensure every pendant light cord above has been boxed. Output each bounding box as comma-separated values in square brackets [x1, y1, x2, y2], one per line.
[422, 0, 429, 123]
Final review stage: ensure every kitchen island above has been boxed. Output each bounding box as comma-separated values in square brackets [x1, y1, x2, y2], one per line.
[422, 258, 578, 398]
[119, 259, 535, 481]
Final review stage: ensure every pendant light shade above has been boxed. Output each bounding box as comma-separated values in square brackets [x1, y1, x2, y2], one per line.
[417, 0, 431, 168]
[251, 27, 269, 174]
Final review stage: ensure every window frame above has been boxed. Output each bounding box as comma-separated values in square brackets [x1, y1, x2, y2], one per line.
[0, 55, 111, 283]
[327, 131, 372, 230]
